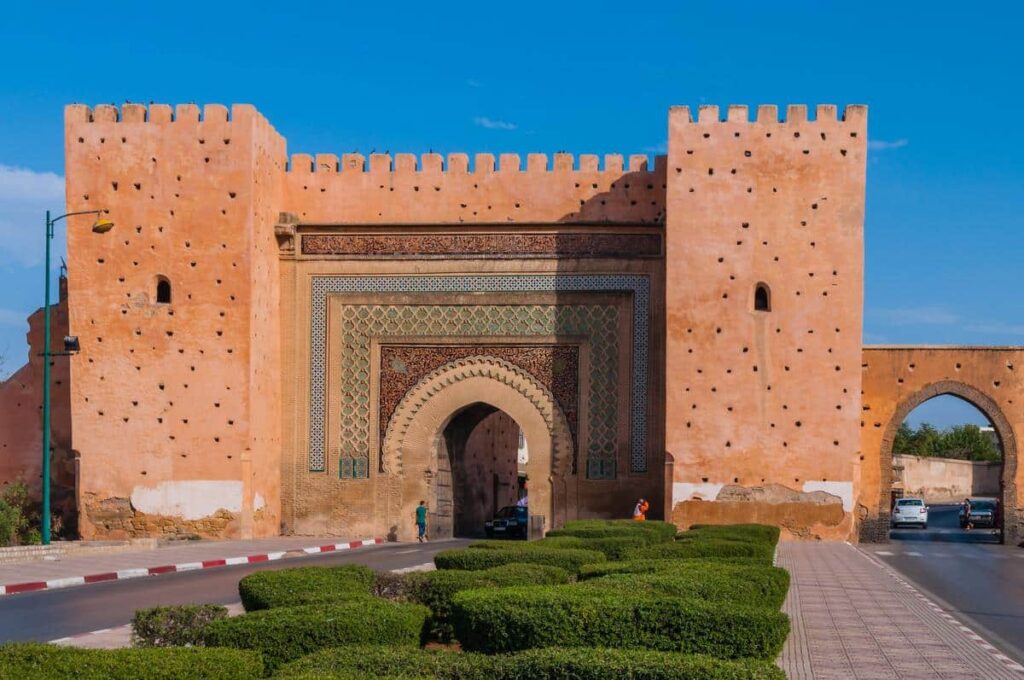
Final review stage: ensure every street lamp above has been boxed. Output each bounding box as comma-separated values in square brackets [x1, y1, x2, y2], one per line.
[41, 209, 113, 544]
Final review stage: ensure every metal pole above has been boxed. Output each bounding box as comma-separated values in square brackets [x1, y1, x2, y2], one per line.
[41, 210, 52, 545]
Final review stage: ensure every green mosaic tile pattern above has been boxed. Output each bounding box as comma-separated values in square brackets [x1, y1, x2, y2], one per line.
[333, 303, 620, 477]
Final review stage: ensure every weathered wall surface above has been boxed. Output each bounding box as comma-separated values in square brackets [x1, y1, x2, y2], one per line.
[860, 346, 1023, 543]
[894, 454, 1001, 503]
[665, 105, 867, 540]
[0, 282, 74, 529]
[64, 103, 285, 539]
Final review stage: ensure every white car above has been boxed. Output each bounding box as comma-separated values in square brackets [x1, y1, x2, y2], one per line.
[891, 497, 928, 528]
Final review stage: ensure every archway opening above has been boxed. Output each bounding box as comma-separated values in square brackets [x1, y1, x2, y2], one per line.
[435, 403, 527, 539]
[890, 394, 1004, 544]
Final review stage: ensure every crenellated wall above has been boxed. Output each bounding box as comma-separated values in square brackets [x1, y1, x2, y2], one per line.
[665, 104, 868, 540]
[282, 152, 665, 225]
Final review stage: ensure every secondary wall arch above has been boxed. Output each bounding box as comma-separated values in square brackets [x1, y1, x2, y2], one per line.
[381, 356, 576, 541]
[860, 347, 1024, 544]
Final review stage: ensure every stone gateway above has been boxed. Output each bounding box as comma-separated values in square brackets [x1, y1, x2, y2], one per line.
[1, 102, 1019, 543]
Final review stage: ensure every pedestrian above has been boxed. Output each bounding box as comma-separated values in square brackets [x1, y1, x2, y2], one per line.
[632, 497, 649, 521]
[963, 497, 973, 531]
[415, 500, 428, 542]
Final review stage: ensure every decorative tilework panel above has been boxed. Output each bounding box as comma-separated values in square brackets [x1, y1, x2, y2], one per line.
[309, 275, 650, 473]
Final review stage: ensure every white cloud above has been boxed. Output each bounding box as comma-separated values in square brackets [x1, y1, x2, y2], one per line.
[644, 141, 668, 154]
[963, 321, 1024, 336]
[867, 138, 909, 151]
[466, 79, 482, 88]
[473, 116, 517, 131]
[0, 164, 65, 267]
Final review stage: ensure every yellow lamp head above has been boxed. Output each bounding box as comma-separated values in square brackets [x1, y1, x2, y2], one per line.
[91, 217, 114, 234]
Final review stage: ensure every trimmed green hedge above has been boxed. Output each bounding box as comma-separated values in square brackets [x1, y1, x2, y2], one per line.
[545, 519, 677, 543]
[411, 563, 570, 641]
[434, 547, 604, 574]
[685, 524, 781, 546]
[131, 604, 228, 647]
[276, 645, 786, 679]
[627, 538, 775, 563]
[201, 599, 428, 671]
[578, 556, 769, 580]
[581, 564, 791, 610]
[0, 643, 263, 679]
[451, 586, 789, 658]
[469, 535, 648, 561]
[237, 565, 375, 611]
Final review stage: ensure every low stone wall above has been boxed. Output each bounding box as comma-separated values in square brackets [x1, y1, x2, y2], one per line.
[896, 454, 1001, 503]
[0, 539, 157, 566]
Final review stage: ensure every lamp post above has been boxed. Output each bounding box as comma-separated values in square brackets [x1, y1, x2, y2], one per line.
[41, 209, 113, 544]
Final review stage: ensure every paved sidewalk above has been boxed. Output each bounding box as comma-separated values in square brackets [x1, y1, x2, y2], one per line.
[778, 541, 1024, 679]
[0, 536, 384, 596]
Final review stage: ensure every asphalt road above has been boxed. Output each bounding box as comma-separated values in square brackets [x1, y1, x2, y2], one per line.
[879, 504, 1024, 661]
[0, 539, 468, 643]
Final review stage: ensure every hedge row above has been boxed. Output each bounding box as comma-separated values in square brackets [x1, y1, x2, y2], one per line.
[433, 546, 604, 574]
[578, 556, 769, 580]
[686, 524, 781, 546]
[545, 519, 678, 544]
[0, 643, 263, 679]
[131, 604, 228, 647]
[469, 534, 648, 560]
[450, 585, 789, 658]
[276, 644, 787, 679]
[409, 563, 570, 641]
[581, 563, 791, 610]
[201, 599, 428, 671]
[627, 537, 775, 563]
[238, 565, 375, 611]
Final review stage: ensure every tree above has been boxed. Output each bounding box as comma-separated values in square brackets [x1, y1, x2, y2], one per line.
[893, 421, 1000, 462]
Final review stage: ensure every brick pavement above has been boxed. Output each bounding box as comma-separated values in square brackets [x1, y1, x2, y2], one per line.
[778, 541, 1024, 679]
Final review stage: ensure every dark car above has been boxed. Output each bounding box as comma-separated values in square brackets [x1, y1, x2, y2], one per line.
[960, 499, 999, 529]
[484, 505, 528, 538]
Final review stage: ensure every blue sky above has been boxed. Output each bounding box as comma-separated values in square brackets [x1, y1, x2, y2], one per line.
[0, 1, 1020, 427]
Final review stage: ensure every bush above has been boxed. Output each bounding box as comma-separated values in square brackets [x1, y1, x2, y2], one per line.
[131, 604, 228, 647]
[276, 645, 786, 679]
[578, 557, 770, 580]
[0, 643, 263, 679]
[0, 482, 38, 547]
[581, 564, 791, 610]
[434, 547, 604, 574]
[545, 519, 677, 544]
[371, 571, 422, 602]
[238, 565, 375, 611]
[411, 563, 570, 641]
[685, 524, 781, 546]
[627, 538, 775, 564]
[201, 599, 428, 671]
[470, 535, 648, 561]
[451, 585, 789, 658]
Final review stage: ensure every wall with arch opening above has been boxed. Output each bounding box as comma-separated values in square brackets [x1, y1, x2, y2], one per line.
[860, 346, 1024, 543]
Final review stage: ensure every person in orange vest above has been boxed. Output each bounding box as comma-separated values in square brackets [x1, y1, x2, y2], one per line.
[632, 498, 649, 521]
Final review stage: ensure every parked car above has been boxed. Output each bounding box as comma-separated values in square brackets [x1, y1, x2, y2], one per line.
[484, 505, 529, 538]
[891, 497, 928, 528]
[960, 498, 999, 529]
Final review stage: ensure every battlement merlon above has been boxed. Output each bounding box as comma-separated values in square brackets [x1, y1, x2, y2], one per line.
[64, 102, 281, 130]
[289, 152, 666, 175]
[669, 103, 867, 125]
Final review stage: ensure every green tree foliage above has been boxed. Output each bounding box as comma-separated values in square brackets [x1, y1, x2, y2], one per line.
[893, 422, 1000, 462]
[0, 482, 40, 547]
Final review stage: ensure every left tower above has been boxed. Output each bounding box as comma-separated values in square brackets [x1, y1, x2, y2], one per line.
[64, 103, 286, 539]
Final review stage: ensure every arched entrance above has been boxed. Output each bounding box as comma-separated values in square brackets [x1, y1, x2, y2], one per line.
[381, 356, 575, 542]
[879, 381, 1018, 545]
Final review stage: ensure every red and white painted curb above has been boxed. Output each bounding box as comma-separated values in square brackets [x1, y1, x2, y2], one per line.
[0, 537, 385, 597]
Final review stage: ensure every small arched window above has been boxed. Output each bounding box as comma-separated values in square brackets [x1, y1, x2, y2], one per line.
[754, 283, 771, 312]
[156, 276, 172, 304]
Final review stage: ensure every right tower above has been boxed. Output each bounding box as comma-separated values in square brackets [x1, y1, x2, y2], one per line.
[665, 104, 868, 539]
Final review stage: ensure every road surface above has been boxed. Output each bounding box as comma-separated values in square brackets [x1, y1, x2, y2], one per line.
[0, 539, 467, 643]
[875, 504, 1024, 662]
